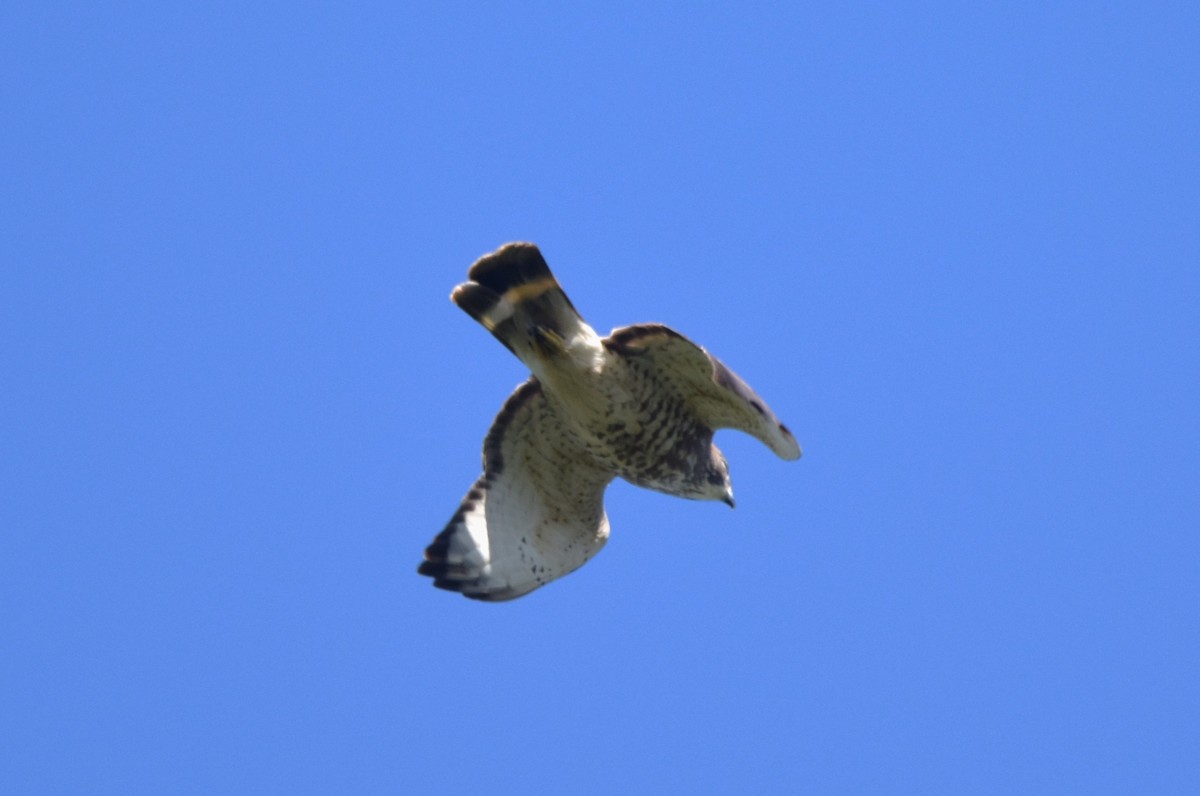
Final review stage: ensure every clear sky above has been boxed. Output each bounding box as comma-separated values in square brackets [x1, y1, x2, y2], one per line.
[3, 2, 1197, 793]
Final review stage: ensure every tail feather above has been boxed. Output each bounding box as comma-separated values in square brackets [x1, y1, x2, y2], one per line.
[451, 281, 518, 354]
[467, 242, 572, 308]
[451, 280, 501, 325]
[452, 243, 589, 360]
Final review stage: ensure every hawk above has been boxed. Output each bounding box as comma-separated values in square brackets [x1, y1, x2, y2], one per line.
[419, 243, 801, 601]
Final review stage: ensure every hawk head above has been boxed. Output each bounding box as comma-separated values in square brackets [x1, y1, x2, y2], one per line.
[705, 446, 736, 509]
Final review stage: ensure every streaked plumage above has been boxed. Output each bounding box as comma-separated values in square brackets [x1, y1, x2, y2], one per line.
[419, 243, 801, 601]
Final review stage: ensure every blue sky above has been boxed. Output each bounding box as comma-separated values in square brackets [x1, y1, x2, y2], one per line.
[3, 2, 1197, 793]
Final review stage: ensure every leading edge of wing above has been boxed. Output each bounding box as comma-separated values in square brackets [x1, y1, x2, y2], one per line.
[605, 323, 801, 460]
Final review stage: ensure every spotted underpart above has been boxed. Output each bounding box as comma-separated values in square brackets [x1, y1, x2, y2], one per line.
[419, 242, 801, 601]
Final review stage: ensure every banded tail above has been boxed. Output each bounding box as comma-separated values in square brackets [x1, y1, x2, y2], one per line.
[451, 243, 593, 362]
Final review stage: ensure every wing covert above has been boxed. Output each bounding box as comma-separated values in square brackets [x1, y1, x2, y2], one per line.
[605, 324, 801, 460]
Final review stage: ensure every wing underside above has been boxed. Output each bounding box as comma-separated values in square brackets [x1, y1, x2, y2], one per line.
[419, 379, 615, 601]
[605, 324, 801, 461]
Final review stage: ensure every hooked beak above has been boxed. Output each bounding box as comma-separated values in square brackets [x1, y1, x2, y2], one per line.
[722, 491, 736, 509]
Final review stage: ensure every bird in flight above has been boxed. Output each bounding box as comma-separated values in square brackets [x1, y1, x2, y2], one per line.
[419, 243, 801, 601]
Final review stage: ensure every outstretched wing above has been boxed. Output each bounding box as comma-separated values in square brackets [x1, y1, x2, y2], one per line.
[419, 379, 615, 601]
[605, 324, 801, 461]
